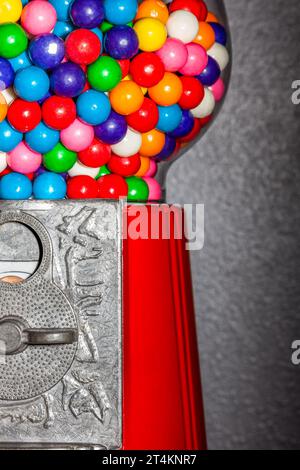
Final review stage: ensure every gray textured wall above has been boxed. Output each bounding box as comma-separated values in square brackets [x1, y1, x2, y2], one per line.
[168, 0, 300, 450]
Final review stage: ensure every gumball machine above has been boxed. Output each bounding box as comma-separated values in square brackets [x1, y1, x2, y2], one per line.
[0, 0, 230, 450]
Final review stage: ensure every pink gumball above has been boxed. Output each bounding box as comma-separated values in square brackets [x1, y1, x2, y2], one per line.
[145, 159, 157, 177]
[21, 1, 57, 36]
[156, 38, 188, 72]
[7, 142, 42, 174]
[61, 119, 94, 152]
[179, 43, 208, 76]
[144, 177, 162, 201]
[209, 78, 225, 102]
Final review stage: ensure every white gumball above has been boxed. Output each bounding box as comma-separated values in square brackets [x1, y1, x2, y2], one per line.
[166, 10, 199, 44]
[111, 128, 142, 157]
[0, 152, 7, 173]
[191, 88, 215, 118]
[68, 161, 100, 178]
[1, 87, 17, 105]
[208, 43, 229, 71]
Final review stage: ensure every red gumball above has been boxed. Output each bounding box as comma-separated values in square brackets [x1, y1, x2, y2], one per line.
[179, 118, 202, 143]
[169, 0, 208, 21]
[42, 96, 77, 130]
[78, 138, 111, 168]
[25, 172, 35, 181]
[126, 97, 159, 133]
[67, 175, 99, 199]
[65, 29, 101, 65]
[7, 99, 41, 132]
[0, 168, 11, 177]
[199, 114, 213, 127]
[108, 154, 141, 177]
[179, 76, 205, 110]
[130, 52, 165, 88]
[97, 174, 128, 199]
[117, 59, 131, 78]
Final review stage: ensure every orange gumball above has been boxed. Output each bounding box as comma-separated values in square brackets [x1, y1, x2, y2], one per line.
[194, 21, 216, 50]
[140, 129, 165, 157]
[206, 11, 219, 23]
[148, 72, 183, 106]
[136, 0, 169, 24]
[0, 93, 8, 122]
[135, 156, 151, 176]
[110, 80, 144, 116]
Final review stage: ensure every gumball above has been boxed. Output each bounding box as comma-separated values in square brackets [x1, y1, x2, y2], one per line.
[25, 122, 60, 154]
[179, 117, 202, 143]
[110, 80, 144, 116]
[68, 161, 100, 179]
[117, 59, 130, 79]
[14, 66, 50, 102]
[108, 153, 141, 177]
[209, 22, 227, 46]
[7, 142, 42, 174]
[206, 11, 219, 23]
[54, 21, 75, 39]
[78, 138, 111, 167]
[197, 56, 220, 86]
[101, 20, 113, 33]
[144, 158, 157, 177]
[104, 25, 139, 60]
[157, 104, 182, 133]
[143, 177, 162, 200]
[87, 56, 122, 92]
[103, 0, 138, 25]
[21, 1, 57, 36]
[136, 0, 169, 24]
[42, 96, 76, 130]
[0, 151, 7, 173]
[209, 77, 225, 102]
[9, 51, 31, 72]
[166, 11, 199, 44]
[7, 99, 41, 133]
[208, 43, 229, 71]
[148, 72, 183, 106]
[194, 21, 215, 50]
[29, 34, 65, 70]
[135, 155, 150, 176]
[134, 18, 167, 52]
[70, 0, 105, 29]
[67, 175, 99, 199]
[168, 110, 194, 138]
[0, 23, 28, 59]
[156, 38, 188, 72]
[130, 52, 165, 88]
[61, 119, 94, 152]
[33, 172, 67, 199]
[111, 127, 142, 157]
[96, 165, 111, 178]
[43, 142, 77, 173]
[179, 76, 204, 110]
[0, 94, 7, 122]
[97, 174, 128, 199]
[0, 173, 32, 200]
[49, 0, 74, 22]
[169, 0, 208, 21]
[0, 119, 23, 152]
[154, 134, 176, 161]
[0, 0, 22, 24]
[126, 97, 159, 133]
[2, 87, 16, 105]
[140, 128, 165, 157]
[179, 43, 208, 76]
[191, 87, 215, 118]
[0, 58, 14, 91]
[50, 62, 86, 98]
[77, 90, 111, 125]
[65, 29, 101, 65]
[126, 176, 149, 201]
[94, 110, 127, 145]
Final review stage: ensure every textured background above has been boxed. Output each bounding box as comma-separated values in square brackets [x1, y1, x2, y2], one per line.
[168, 0, 300, 450]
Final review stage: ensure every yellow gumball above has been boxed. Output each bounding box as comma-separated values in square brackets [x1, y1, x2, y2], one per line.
[134, 18, 167, 52]
[0, 0, 23, 24]
[0, 93, 8, 123]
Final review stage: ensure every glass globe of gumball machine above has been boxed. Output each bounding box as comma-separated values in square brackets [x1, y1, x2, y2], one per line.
[0, 0, 230, 451]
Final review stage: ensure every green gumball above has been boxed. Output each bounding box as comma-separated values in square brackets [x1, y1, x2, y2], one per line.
[126, 177, 149, 202]
[96, 165, 111, 179]
[87, 56, 122, 92]
[44, 143, 77, 173]
[0, 23, 28, 59]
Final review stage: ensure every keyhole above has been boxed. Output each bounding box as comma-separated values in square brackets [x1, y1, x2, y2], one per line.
[0, 222, 42, 283]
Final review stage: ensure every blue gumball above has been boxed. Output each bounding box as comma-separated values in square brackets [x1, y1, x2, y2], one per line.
[25, 122, 60, 154]
[70, 0, 105, 29]
[49, 0, 73, 21]
[209, 22, 227, 46]
[0, 120, 23, 152]
[104, 25, 139, 60]
[197, 56, 221, 87]
[33, 172, 67, 200]
[168, 110, 194, 139]
[77, 90, 111, 126]
[154, 135, 176, 162]
[0, 58, 14, 91]
[103, 0, 138, 25]
[91, 27, 104, 51]
[14, 66, 50, 102]
[9, 51, 31, 72]
[157, 104, 183, 133]
[0, 173, 32, 200]
[53, 21, 75, 39]
[29, 34, 65, 70]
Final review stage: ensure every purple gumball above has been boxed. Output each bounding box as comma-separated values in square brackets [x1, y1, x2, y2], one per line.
[70, 0, 105, 29]
[29, 34, 65, 70]
[50, 62, 86, 98]
[94, 110, 128, 145]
